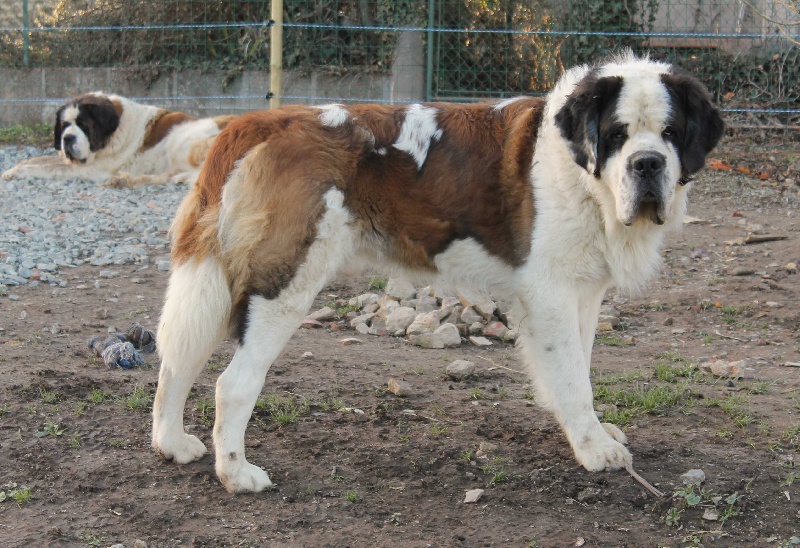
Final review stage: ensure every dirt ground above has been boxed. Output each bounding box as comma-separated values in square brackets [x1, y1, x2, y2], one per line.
[0, 141, 798, 547]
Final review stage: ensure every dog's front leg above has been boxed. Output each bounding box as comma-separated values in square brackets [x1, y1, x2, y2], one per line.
[517, 285, 632, 472]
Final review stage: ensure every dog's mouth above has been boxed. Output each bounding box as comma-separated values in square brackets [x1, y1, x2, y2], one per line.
[637, 197, 663, 225]
[64, 149, 87, 164]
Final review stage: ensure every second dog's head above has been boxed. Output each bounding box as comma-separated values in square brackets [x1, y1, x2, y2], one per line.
[54, 93, 121, 165]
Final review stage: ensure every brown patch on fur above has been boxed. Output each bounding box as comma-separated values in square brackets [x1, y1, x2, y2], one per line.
[110, 100, 124, 118]
[141, 111, 197, 151]
[214, 115, 237, 131]
[173, 100, 542, 337]
[344, 99, 541, 268]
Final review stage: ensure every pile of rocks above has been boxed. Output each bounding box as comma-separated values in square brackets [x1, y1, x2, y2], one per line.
[304, 278, 520, 349]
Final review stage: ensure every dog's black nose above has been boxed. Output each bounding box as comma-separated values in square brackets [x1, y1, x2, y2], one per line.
[62, 134, 77, 146]
[630, 152, 665, 179]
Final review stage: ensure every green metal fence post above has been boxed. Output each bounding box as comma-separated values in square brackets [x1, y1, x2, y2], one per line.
[426, 0, 434, 102]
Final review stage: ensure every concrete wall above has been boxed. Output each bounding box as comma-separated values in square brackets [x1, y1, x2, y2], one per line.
[0, 63, 428, 126]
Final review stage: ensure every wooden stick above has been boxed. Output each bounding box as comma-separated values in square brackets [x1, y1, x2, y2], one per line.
[476, 355, 525, 375]
[625, 464, 665, 498]
[713, 330, 749, 342]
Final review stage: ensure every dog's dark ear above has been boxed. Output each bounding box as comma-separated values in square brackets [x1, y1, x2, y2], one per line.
[53, 106, 66, 150]
[81, 99, 120, 151]
[555, 74, 623, 176]
[661, 71, 725, 176]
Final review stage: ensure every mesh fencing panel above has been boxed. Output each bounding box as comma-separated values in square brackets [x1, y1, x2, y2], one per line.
[0, 0, 797, 125]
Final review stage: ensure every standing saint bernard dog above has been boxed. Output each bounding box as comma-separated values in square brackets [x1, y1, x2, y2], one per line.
[2, 92, 235, 187]
[152, 53, 724, 493]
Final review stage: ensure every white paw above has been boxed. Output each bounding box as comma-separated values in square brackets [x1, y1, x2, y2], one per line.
[154, 432, 207, 464]
[573, 427, 632, 472]
[2, 167, 18, 180]
[217, 458, 274, 493]
[602, 422, 628, 444]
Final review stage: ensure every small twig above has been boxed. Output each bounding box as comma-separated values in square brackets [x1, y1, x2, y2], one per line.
[625, 464, 665, 498]
[476, 355, 524, 375]
[744, 234, 789, 244]
[713, 330, 749, 342]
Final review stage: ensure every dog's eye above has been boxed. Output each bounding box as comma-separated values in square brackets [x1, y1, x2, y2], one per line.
[611, 127, 627, 142]
[662, 127, 676, 139]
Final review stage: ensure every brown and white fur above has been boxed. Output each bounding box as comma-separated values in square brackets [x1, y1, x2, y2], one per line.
[152, 53, 724, 493]
[2, 92, 235, 188]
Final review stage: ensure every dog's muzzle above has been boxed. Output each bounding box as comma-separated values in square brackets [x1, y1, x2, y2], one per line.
[627, 151, 667, 225]
[62, 135, 87, 164]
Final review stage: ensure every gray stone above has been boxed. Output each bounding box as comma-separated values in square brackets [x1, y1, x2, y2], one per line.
[433, 323, 462, 347]
[446, 359, 475, 379]
[680, 469, 706, 486]
[349, 312, 375, 329]
[469, 336, 493, 347]
[409, 333, 445, 349]
[406, 310, 440, 336]
[307, 306, 337, 322]
[387, 378, 414, 397]
[385, 306, 417, 334]
[156, 259, 171, 271]
[468, 322, 484, 335]
[464, 488, 484, 503]
[415, 295, 439, 313]
[460, 306, 483, 325]
[385, 278, 416, 301]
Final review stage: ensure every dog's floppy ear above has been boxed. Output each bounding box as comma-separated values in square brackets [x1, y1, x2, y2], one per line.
[555, 74, 623, 177]
[81, 99, 121, 151]
[661, 70, 725, 176]
[53, 106, 66, 150]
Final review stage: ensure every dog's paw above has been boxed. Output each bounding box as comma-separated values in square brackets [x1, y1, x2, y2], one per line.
[573, 427, 632, 472]
[154, 432, 207, 464]
[2, 166, 19, 180]
[601, 422, 628, 444]
[103, 174, 132, 188]
[217, 459, 274, 493]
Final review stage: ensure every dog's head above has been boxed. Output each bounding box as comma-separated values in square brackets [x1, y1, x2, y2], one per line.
[555, 55, 725, 226]
[54, 93, 121, 165]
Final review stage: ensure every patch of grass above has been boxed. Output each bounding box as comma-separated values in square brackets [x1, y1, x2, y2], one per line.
[77, 531, 104, 547]
[747, 380, 770, 395]
[73, 401, 87, 416]
[255, 393, 306, 426]
[36, 422, 66, 438]
[594, 371, 644, 386]
[654, 362, 698, 383]
[194, 399, 215, 427]
[595, 333, 633, 347]
[39, 387, 58, 404]
[470, 387, 483, 400]
[0, 123, 51, 146]
[648, 301, 664, 311]
[666, 485, 744, 529]
[368, 277, 388, 290]
[343, 490, 358, 503]
[595, 383, 692, 419]
[721, 304, 752, 325]
[0, 484, 32, 505]
[122, 385, 152, 411]
[206, 360, 225, 372]
[482, 458, 509, 485]
[69, 433, 82, 449]
[429, 424, 449, 438]
[781, 472, 799, 487]
[0, 404, 9, 416]
[87, 388, 108, 404]
[706, 395, 757, 429]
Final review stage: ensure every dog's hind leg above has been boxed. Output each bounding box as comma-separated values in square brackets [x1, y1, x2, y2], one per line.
[213, 188, 357, 493]
[152, 256, 231, 464]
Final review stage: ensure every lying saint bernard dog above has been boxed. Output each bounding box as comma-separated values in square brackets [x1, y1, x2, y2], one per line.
[2, 92, 235, 187]
[152, 53, 724, 493]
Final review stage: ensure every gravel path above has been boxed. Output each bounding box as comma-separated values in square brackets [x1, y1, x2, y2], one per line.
[1, 146, 186, 288]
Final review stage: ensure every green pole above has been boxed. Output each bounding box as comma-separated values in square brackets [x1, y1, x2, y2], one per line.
[426, 0, 434, 101]
[22, 0, 30, 66]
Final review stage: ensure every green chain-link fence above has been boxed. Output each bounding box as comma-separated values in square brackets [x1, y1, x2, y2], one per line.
[0, 0, 798, 126]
